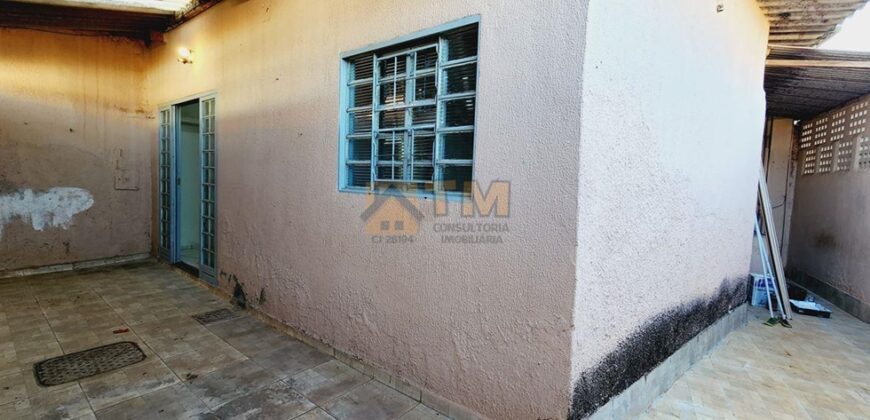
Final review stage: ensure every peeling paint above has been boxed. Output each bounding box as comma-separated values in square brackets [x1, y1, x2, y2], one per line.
[0, 187, 94, 239]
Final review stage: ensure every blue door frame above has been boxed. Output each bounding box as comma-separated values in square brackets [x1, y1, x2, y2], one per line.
[157, 93, 217, 285]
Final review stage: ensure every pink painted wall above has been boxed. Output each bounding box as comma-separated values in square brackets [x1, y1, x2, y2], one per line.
[146, 0, 589, 417]
[0, 29, 152, 271]
[571, 0, 768, 412]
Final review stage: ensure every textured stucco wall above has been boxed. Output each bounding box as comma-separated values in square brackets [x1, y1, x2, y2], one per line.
[788, 94, 870, 307]
[570, 0, 768, 416]
[146, 0, 588, 417]
[0, 29, 152, 271]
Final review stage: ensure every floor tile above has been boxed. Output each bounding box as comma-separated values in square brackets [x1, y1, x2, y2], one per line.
[79, 358, 180, 411]
[5, 264, 448, 419]
[295, 408, 337, 420]
[399, 404, 449, 419]
[28, 384, 93, 420]
[323, 381, 419, 420]
[184, 359, 278, 409]
[249, 340, 332, 380]
[286, 360, 370, 405]
[212, 380, 316, 419]
[94, 383, 210, 420]
[164, 340, 248, 381]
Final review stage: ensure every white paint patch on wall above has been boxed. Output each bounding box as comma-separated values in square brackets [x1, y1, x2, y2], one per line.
[0, 188, 94, 239]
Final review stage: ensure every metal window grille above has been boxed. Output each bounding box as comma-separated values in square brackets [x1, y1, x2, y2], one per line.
[158, 108, 172, 258]
[200, 97, 216, 273]
[342, 24, 478, 195]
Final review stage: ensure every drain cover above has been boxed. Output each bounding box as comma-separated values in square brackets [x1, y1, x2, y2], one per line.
[192, 308, 239, 325]
[34, 341, 146, 386]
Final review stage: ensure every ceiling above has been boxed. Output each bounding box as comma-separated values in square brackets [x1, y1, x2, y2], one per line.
[7, 0, 195, 14]
[0, 0, 216, 42]
[765, 45, 870, 119]
[759, 0, 870, 47]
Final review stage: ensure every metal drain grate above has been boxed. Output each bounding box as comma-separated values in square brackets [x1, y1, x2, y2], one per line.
[192, 308, 239, 325]
[34, 341, 146, 386]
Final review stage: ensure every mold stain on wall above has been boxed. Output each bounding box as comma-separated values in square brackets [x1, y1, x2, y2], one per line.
[0, 187, 94, 239]
[569, 278, 749, 419]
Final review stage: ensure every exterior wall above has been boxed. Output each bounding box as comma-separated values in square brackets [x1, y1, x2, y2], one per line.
[146, 0, 589, 417]
[788, 94, 870, 321]
[0, 28, 152, 271]
[570, 0, 768, 417]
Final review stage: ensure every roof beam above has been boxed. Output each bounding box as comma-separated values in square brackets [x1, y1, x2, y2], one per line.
[5, 0, 190, 15]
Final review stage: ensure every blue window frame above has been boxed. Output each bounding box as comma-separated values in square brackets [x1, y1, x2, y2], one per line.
[339, 17, 479, 196]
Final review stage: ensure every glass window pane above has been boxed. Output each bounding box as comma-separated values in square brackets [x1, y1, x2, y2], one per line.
[416, 47, 438, 71]
[379, 55, 407, 78]
[443, 97, 476, 127]
[441, 165, 473, 193]
[411, 165, 434, 182]
[349, 110, 372, 134]
[444, 25, 478, 61]
[351, 54, 374, 80]
[377, 132, 405, 162]
[442, 132, 474, 160]
[348, 138, 372, 161]
[411, 106, 436, 126]
[413, 131, 435, 161]
[415, 75, 436, 100]
[444, 63, 477, 94]
[379, 109, 405, 129]
[377, 164, 404, 181]
[348, 164, 370, 187]
[351, 84, 373, 107]
[379, 80, 406, 106]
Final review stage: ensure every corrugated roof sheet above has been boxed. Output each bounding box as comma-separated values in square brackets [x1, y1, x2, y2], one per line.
[766, 45, 870, 119]
[759, 0, 869, 47]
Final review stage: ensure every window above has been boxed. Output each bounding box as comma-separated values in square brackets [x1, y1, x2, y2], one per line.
[340, 21, 479, 195]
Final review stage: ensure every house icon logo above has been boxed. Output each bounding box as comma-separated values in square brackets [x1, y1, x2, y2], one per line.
[360, 186, 424, 236]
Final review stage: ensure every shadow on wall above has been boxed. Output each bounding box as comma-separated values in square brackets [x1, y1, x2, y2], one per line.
[569, 277, 749, 418]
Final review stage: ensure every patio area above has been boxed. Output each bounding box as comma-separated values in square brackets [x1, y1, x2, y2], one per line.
[642, 296, 870, 419]
[0, 262, 445, 420]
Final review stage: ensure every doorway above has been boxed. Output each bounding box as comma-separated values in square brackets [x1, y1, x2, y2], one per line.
[157, 94, 217, 284]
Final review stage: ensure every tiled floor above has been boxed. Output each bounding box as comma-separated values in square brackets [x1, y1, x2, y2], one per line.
[642, 299, 870, 419]
[0, 262, 447, 419]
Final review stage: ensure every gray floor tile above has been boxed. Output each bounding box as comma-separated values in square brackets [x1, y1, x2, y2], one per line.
[3, 264, 446, 420]
[28, 384, 93, 420]
[286, 360, 370, 405]
[295, 408, 337, 420]
[94, 383, 211, 420]
[212, 381, 316, 419]
[0, 399, 34, 420]
[398, 404, 449, 419]
[79, 358, 180, 411]
[164, 340, 248, 381]
[323, 381, 419, 420]
[184, 359, 278, 409]
[250, 340, 332, 380]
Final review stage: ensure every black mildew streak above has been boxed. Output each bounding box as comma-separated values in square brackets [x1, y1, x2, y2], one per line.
[569, 278, 748, 419]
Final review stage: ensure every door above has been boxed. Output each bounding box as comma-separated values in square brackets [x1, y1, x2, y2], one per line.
[157, 95, 217, 285]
